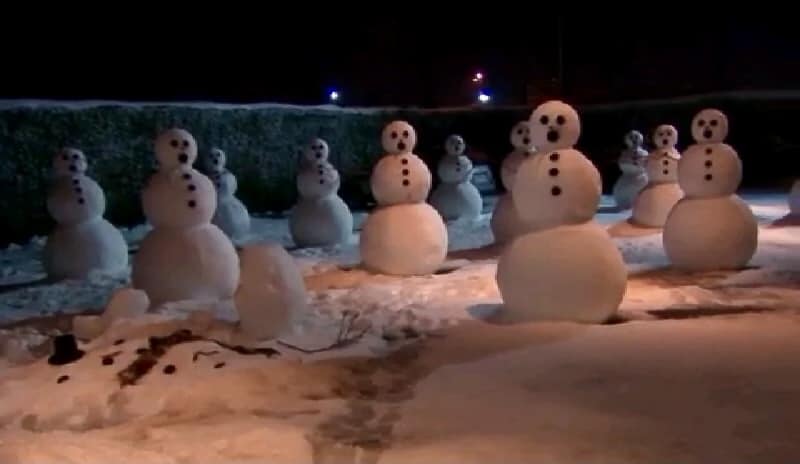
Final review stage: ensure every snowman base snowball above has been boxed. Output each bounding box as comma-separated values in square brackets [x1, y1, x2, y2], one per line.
[496, 222, 627, 324]
[664, 195, 758, 271]
[360, 203, 448, 276]
[44, 218, 128, 280]
[132, 224, 239, 307]
[289, 195, 353, 248]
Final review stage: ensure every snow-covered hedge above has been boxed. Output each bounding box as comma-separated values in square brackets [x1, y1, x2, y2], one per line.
[0, 93, 797, 245]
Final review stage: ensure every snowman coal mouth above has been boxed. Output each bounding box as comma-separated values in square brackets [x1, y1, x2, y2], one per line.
[397, 141, 407, 151]
[662, 138, 669, 146]
[522, 137, 531, 146]
[703, 129, 713, 140]
[547, 129, 560, 143]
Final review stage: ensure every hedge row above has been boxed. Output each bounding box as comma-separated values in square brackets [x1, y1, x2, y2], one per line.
[0, 94, 797, 245]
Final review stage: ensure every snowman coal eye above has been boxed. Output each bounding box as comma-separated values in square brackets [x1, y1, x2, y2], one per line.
[391, 131, 398, 139]
[516, 129, 523, 135]
[666, 129, 672, 136]
[697, 119, 706, 127]
[171, 139, 179, 148]
[72, 154, 79, 160]
[402, 130, 409, 138]
[556, 115, 566, 125]
[182, 140, 189, 148]
[539, 115, 549, 125]
[710, 119, 718, 127]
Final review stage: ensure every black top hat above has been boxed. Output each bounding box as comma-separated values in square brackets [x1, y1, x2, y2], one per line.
[48, 334, 85, 365]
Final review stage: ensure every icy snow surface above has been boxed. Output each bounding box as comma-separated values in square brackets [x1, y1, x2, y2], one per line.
[0, 193, 799, 463]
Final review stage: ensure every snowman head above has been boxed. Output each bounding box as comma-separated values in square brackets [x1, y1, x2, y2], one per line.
[445, 134, 466, 156]
[691, 109, 729, 144]
[509, 121, 534, 151]
[53, 148, 88, 178]
[623, 130, 644, 149]
[438, 155, 473, 184]
[302, 138, 330, 165]
[297, 162, 340, 198]
[653, 124, 678, 149]
[382, 121, 417, 155]
[201, 147, 227, 174]
[155, 128, 198, 172]
[512, 148, 601, 230]
[678, 143, 742, 197]
[370, 153, 431, 205]
[529, 100, 581, 152]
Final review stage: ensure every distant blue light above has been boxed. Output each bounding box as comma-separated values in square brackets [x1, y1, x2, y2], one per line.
[478, 91, 491, 103]
[329, 90, 340, 102]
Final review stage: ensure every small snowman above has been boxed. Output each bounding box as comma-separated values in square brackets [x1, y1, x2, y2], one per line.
[132, 129, 240, 307]
[496, 101, 627, 323]
[43, 148, 128, 280]
[289, 141, 353, 247]
[629, 124, 683, 228]
[200, 147, 251, 242]
[491, 121, 537, 244]
[429, 134, 483, 222]
[360, 121, 448, 276]
[663, 109, 758, 271]
[612, 130, 649, 210]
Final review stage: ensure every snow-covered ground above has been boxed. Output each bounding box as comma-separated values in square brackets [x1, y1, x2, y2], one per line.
[0, 193, 799, 463]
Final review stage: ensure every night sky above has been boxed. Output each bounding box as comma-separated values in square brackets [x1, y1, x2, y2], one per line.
[2, 14, 798, 107]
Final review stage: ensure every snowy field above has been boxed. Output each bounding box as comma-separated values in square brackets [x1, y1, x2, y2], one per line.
[0, 193, 799, 463]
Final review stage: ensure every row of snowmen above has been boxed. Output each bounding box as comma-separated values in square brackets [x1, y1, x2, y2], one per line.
[489, 102, 761, 323]
[53, 101, 763, 340]
[43, 139, 252, 280]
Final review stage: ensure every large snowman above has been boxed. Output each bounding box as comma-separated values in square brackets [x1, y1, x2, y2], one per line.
[663, 109, 758, 271]
[629, 124, 683, 228]
[201, 147, 251, 242]
[360, 121, 448, 276]
[496, 101, 627, 323]
[43, 148, 128, 280]
[289, 141, 353, 247]
[429, 134, 483, 222]
[132, 129, 240, 307]
[612, 130, 649, 210]
[490, 121, 537, 244]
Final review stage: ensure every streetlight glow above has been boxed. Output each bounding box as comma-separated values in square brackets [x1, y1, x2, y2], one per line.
[472, 72, 484, 83]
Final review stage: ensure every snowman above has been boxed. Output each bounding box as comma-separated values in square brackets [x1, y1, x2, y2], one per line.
[496, 101, 627, 323]
[200, 147, 251, 242]
[663, 109, 758, 271]
[429, 134, 483, 222]
[289, 144, 353, 247]
[612, 130, 649, 210]
[43, 148, 128, 280]
[132, 129, 240, 307]
[359, 121, 448, 276]
[490, 121, 537, 244]
[629, 124, 683, 228]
